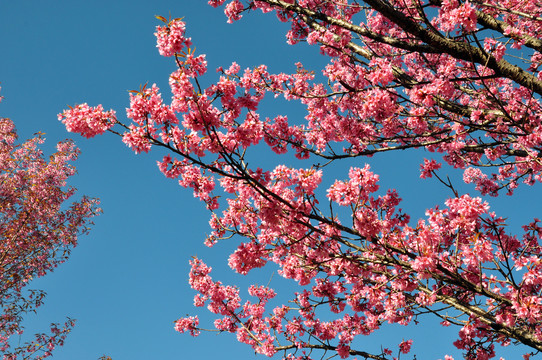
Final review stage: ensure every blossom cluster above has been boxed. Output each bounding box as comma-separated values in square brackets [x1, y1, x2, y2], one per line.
[155, 18, 192, 57]
[58, 103, 116, 138]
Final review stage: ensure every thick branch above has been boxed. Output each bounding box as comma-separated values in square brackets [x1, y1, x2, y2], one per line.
[261, 0, 542, 95]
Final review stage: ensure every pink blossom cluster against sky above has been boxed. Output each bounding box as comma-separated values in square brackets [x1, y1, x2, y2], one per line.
[0, 1, 540, 359]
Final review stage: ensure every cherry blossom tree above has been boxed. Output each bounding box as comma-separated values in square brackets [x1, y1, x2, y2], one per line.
[0, 93, 100, 359]
[60, 1, 542, 359]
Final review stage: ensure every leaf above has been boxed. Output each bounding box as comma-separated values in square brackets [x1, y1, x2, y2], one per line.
[155, 15, 168, 23]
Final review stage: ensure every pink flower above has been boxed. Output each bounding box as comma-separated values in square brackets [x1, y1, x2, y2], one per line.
[126, 84, 177, 126]
[224, 1, 244, 23]
[122, 125, 152, 154]
[174, 316, 200, 336]
[58, 103, 116, 138]
[228, 241, 267, 274]
[484, 38, 506, 61]
[208, 0, 227, 7]
[420, 159, 442, 179]
[155, 19, 192, 57]
[438, 0, 477, 32]
[336, 343, 350, 358]
[399, 339, 413, 354]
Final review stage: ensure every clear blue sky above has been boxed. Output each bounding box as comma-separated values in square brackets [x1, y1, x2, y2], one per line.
[0, 1, 539, 359]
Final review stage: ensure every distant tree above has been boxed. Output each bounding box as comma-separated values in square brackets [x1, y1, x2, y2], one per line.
[1, 93, 100, 359]
[60, 1, 542, 359]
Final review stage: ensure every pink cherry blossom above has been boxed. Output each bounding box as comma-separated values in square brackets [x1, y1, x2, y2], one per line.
[224, 0, 244, 23]
[155, 18, 192, 57]
[174, 316, 200, 336]
[60, 2, 542, 359]
[58, 103, 116, 138]
[399, 339, 413, 354]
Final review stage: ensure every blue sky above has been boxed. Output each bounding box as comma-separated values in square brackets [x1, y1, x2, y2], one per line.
[0, 1, 540, 359]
